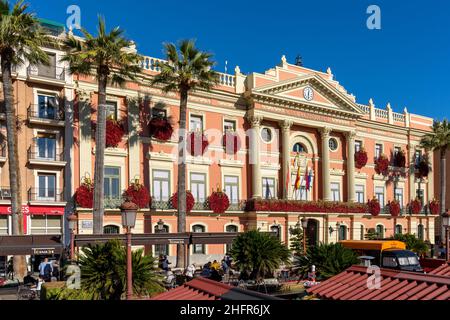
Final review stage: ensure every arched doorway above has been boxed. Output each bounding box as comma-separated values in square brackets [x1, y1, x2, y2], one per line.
[306, 219, 319, 246]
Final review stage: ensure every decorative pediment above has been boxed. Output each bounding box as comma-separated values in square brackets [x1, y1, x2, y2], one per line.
[251, 74, 364, 117]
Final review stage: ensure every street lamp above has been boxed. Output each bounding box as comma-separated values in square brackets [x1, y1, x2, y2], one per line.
[443, 211, 450, 262]
[120, 198, 138, 300]
[301, 217, 308, 254]
[67, 213, 77, 261]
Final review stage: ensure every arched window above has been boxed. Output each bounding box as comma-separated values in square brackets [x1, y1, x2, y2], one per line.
[270, 225, 281, 241]
[192, 224, 205, 254]
[338, 225, 347, 241]
[395, 224, 403, 235]
[103, 225, 120, 234]
[376, 225, 384, 239]
[225, 225, 238, 254]
[292, 143, 306, 153]
[154, 224, 169, 257]
[417, 224, 424, 241]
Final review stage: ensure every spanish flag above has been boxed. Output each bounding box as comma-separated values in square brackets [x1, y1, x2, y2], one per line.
[294, 166, 301, 190]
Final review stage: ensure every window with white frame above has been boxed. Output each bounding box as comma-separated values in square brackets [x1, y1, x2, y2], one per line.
[190, 173, 206, 203]
[262, 177, 276, 199]
[355, 184, 365, 203]
[30, 215, 61, 234]
[37, 173, 56, 200]
[415, 150, 422, 166]
[223, 119, 236, 132]
[395, 224, 403, 235]
[375, 144, 383, 158]
[355, 140, 362, 152]
[192, 224, 205, 254]
[375, 186, 385, 208]
[224, 175, 239, 204]
[338, 225, 347, 241]
[154, 224, 169, 256]
[190, 115, 203, 132]
[395, 188, 404, 208]
[104, 166, 120, 199]
[36, 133, 57, 160]
[152, 170, 170, 202]
[0, 216, 8, 235]
[331, 183, 340, 202]
[105, 100, 118, 120]
[376, 225, 384, 239]
[37, 94, 57, 119]
[360, 225, 365, 240]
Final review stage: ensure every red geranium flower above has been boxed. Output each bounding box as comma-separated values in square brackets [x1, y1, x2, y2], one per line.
[388, 200, 401, 217]
[208, 191, 230, 213]
[149, 117, 173, 141]
[409, 198, 422, 215]
[429, 199, 440, 215]
[124, 182, 151, 208]
[355, 148, 368, 169]
[367, 198, 381, 216]
[375, 154, 389, 175]
[171, 191, 195, 212]
[74, 182, 93, 208]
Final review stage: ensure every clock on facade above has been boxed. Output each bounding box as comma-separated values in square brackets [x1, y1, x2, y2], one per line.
[303, 86, 314, 101]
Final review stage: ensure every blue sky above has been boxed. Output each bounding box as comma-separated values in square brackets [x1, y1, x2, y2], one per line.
[31, 0, 449, 120]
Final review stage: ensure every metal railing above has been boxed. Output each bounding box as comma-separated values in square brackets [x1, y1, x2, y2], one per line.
[192, 201, 209, 210]
[27, 146, 65, 162]
[0, 187, 11, 200]
[151, 200, 172, 210]
[104, 196, 122, 209]
[27, 105, 64, 121]
[28, 188, 64, 202]
[27, 65, 65, 81]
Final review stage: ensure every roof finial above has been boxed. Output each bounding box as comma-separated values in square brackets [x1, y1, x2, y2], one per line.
[369, 98, 374, 107]
[327, 67, 332, 75]
[234, 65, 241, 75]
[403, 106, 408, 114]
[281, 55, 287, 64]
[386, 102, 392, 111]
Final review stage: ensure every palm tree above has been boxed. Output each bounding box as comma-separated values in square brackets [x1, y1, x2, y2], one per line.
[420, 119, 450, 240]
[62, 17, 141, 234]
[294, 243, 358, 280]
[78, 240, 164, 300]
[0, 0, 49, 279]
[151, 40, 218, 268]
[230, 230, 291, 281]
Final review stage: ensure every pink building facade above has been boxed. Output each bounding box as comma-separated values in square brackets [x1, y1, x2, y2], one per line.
[72, 53, 437, 263]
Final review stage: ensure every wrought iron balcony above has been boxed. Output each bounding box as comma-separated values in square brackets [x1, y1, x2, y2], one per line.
[228, 200, 247, 211]
[151, 200, 172, 210]
[192, 201, 209, 210]
[27, 65, 65, 81]
[28, 188, 64, 202]
[27, 146, 65, 162]
[27, 105, 64, 121]
[0, 187, 11, 200]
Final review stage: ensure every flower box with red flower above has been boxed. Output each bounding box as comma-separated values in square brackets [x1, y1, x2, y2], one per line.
[367, 198, 381, 216]
[416, 159, 430, 178]
[393, 150, 406, 168]
[388, 200, 401, 217]
[124, 180, 151, 208]
[171, 191, 195, 212]
[355, 148, 368, 169]
[74, 178, 93, 208]
[409, 198, 422, 215]
[208, 190, 230, 214]
[105, 119, 125, 148]
[375, 154, 389, 175]
[187, 131, 209, 156]
[428, 199, 440, 215]
[149, 117, 173, 141]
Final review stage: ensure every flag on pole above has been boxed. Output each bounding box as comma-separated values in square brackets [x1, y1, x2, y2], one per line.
[306, 168, 313, 191]
[294, 166, 301, 190]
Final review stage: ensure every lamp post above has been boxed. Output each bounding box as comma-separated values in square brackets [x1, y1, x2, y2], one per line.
[443, 211, 450, 262]
[67, 213, 77, 261]
[120, 198, 138, 300]
[301, 217, 308, 254]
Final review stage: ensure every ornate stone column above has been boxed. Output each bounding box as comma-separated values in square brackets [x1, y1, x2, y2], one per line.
[346, 131, 356, 202]
[320, 127, 332, 201]
[280, 120, 293, 199]
[247, 115, 263, 198]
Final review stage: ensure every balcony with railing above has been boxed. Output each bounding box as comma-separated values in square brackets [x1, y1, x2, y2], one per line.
[104, 196, 123, 209]
[27, 145, 66, 166]
[28, 188, 64, 203]
[27, 105, 65, 125]
[27, 65, 65, 83]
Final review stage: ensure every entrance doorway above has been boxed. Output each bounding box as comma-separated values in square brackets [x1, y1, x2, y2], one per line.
[306, 219, 319, 246]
